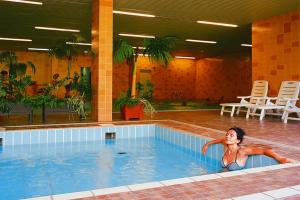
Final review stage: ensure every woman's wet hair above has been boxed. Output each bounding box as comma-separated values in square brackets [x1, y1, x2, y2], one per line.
[229, 127, 246, 145]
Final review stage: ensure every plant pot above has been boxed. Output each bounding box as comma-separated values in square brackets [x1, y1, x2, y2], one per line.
[121, 104, 144, 120]
[25, 82, 38, 96]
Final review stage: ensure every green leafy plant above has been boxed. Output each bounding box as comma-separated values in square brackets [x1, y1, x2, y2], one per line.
[113, 37, 175, 118]
[113, 36, 176, 98]
[49, 34, 94, 79]
[0, 51, 36, 78]
[114, 91, 140, 109]
[136, 80, 154, 101]
[66, 94, 86, 119]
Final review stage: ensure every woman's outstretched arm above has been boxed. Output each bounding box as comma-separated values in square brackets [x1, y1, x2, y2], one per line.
[202, 137, 225, 155]
[242, 146, 296, 163]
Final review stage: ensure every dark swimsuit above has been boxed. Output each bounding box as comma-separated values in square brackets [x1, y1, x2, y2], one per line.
[221, 149, 245, 171]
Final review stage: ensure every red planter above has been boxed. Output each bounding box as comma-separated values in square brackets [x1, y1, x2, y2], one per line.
[121, 104, 144, 120]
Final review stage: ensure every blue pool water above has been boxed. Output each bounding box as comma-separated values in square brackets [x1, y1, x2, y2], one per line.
[0, 125, 278, 199]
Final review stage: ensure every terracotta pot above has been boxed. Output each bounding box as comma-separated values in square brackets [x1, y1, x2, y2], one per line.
[25, 83, 38, 96]
[121, 104, 144, 120]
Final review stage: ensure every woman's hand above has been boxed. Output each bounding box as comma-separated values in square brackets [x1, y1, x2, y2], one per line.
[202, 144, 208, 155]
[278, 157, 297, 164]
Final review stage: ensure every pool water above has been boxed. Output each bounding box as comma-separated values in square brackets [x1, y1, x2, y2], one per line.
[0, 137, 221, 199]
[0, 125, 278, 199]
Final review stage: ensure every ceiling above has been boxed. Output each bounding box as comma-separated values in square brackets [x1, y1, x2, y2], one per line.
[1, 0, 300, 56]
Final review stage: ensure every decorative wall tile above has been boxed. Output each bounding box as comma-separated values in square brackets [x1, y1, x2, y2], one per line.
[253, 9, 300, 107]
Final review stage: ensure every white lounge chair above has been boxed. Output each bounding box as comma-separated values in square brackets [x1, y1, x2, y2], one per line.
[283, 106, 300, 123]
[220, 80, 268, 117]
[246, 81, 300, 121]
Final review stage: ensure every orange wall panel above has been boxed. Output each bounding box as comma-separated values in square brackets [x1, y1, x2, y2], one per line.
[195, 54, 252, 103]
[252, 10, 300, 96]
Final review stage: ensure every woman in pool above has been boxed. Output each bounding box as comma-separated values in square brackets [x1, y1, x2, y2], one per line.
[202, 127, 295, 171]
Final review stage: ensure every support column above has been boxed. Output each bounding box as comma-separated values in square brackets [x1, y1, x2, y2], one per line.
[91, 0, 113, 121]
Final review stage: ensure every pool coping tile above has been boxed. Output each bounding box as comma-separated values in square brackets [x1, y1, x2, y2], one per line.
[92, 186, 130, 196]
[232, 193, 274, 200]
[127, 182, 164, 191]
[189, 174, 221, 181]
[217, 170, 247, 177]
[263, 187, 300, 199]
[52, 191, 94, 200]
[22, 196, 52, 200]
[160, 177, 194, 186]
[291, 185, 300, 191]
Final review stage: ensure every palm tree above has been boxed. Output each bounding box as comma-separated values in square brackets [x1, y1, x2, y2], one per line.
[49, 34, 93, 79]
[113, 36, 176, 97]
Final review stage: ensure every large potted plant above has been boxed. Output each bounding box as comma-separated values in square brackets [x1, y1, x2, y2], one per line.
[113, 36, 176, 120]
[0, 51, 36, 124]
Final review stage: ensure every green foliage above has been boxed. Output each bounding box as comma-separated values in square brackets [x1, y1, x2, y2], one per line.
[113, 39, 135, 64]
[137, 80, 154, 100]
[143, 36, 176, 67]
[66, 94, 86, 119]
[0, 51, 36, 77]
[114, 91, 140, 109]
[21, 94, 65, 109]
[49, 34, 93, 78]
[78, 78, 91, 101]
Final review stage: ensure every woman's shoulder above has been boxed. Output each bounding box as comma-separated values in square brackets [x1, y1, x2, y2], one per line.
[238, 146, 253, 155]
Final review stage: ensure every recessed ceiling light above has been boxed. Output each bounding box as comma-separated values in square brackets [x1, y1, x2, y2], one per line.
[113, 10, 155, 18]
[175, 56, 196, 60]
[197, 21, 238, 27]
[0, 37, 32, 42]
[66, 42, 92, 46]
[35, 26, 80, 32]
[119, 33, 155, 39]
[28, 48, 49, 51]
[185, 39, 217, 44]
[241, 44, 252, 47]
[2, 0, 42, 5]
[133, 46, 146, 49]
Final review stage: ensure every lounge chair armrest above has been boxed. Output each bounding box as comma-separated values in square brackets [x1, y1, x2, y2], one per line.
[237, 96, 251, 99]
[251, 97, 266, 100]
[281, 98, 299, 101]
[265, 97, 278, 100]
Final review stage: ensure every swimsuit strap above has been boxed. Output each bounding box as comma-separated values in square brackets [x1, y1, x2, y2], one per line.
[222, 147, 240, 167]
[234, 148, 239, 162]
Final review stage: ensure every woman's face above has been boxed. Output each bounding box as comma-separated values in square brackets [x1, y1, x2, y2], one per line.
[225, 130, 240, 145]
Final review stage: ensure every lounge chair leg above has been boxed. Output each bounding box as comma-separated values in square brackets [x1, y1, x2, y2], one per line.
[230, 106, 235, 117]
[220, 106, 224, 115]
[236, 107, 241, 115]
[284, 112, 289, 123]
[260, 109, 265, 120]
[246, 108, 250, 119]
[282, 111, 286, 120]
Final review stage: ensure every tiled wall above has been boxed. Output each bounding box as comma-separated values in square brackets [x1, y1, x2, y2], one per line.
[155, 126, 278, 169]
[252, 9, 300, 97]
[195, 54, 252, 103]
[0, 125, 156, 146]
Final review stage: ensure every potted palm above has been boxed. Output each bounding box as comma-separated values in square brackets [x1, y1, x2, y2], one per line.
[113, 36, 176, 120]
[49, 34, 93, 79]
